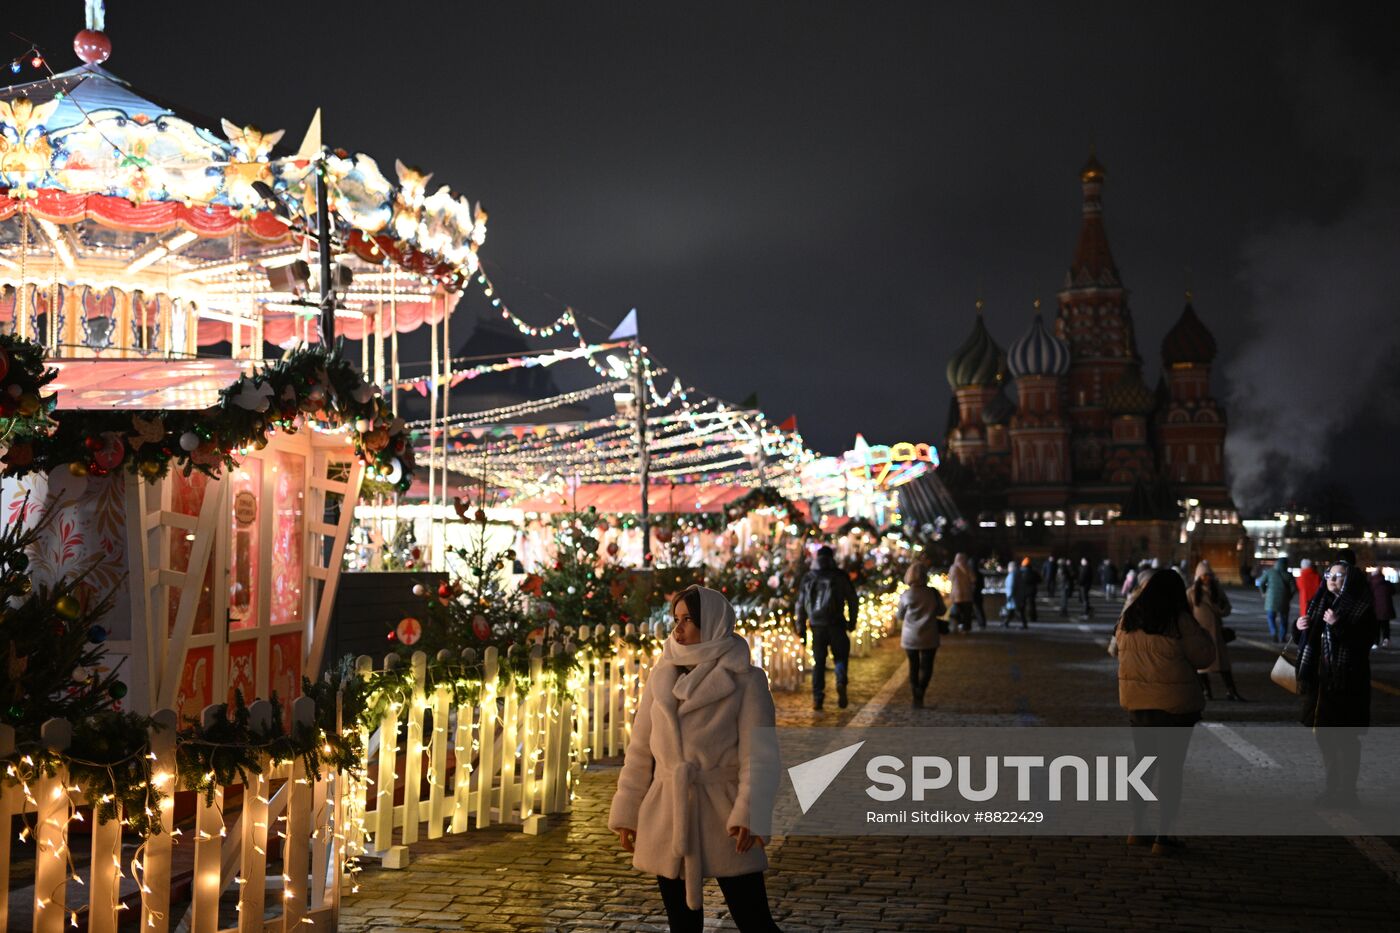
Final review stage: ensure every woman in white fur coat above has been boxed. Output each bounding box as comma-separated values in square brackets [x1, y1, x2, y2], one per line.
[608, 585, 782, 932]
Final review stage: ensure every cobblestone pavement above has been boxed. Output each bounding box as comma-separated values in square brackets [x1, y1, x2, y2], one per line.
[340, 589, 1400, 931]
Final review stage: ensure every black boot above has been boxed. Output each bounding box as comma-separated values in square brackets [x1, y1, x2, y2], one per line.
[837, 683, 849, 709]
[911, 682, 923, 709]
[1199, 674, 1213, 700]
[813, 693, 824, 711]
[1223, 671, 1247, 702]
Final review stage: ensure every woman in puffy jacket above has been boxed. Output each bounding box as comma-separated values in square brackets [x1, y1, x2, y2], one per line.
[897, 563, 946, 707]
[1110, 569, 1215, 854]
[1188, 561, 1243, 701]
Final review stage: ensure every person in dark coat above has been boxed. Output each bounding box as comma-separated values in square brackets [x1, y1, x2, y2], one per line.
[1058, 557, 1075, 618]
[1295, 563, 1378, 806]
[1100, 559, 1119, 600]
[1078, 557, 1095, 617]
[1010, 558, 1038, 628]
[796, 545, 860, 710]
[971, 559, 988, 629]
[1043, 556, 1059, 599]
[1370, 569, 1396, 649]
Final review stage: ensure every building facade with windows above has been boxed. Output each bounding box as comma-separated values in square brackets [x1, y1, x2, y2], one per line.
[941, 156, 1244, 578]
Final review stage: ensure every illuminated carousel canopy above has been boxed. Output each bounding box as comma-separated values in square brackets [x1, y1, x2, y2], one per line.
[0, 63, 486, 356]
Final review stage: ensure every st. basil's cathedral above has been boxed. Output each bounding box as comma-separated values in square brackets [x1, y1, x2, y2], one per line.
[941, 155, 1245, 580]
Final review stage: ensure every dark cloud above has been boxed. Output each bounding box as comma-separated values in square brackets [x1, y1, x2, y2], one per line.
[7, 2, 1398, 516]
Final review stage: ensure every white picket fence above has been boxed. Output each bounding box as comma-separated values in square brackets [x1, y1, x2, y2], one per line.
[0, 603, 897, 931]
[350, 624, 661, 869]
[0, 698, 345, 933]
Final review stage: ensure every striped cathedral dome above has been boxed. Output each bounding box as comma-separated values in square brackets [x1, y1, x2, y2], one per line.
[1161, 297, 1217, 366]
[1006, 309, 1071, 378]
[945, 305, 1006, 389]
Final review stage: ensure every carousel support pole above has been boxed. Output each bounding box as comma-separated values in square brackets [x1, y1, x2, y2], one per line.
[633, 339, 650, 565]
[316, 158, 335, 347]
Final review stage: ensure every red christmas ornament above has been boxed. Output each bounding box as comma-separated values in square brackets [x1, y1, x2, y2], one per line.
[73, 29, 112, 65]
[471, 614, 491, 640]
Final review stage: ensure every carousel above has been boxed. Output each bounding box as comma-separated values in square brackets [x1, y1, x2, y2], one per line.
[0, 22, 483, 727]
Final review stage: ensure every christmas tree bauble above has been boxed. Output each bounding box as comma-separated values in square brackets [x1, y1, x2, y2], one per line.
[55, 594, 81, 621]
[108, 681, 128, 700]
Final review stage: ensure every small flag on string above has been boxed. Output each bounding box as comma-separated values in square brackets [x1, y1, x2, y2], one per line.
[608, 308, 639, 341]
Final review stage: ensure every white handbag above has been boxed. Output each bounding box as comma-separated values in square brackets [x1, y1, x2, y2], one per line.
[1270, 642, 1300, 694]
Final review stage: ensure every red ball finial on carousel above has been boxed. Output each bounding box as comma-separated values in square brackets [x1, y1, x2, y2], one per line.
[74, 29, 111, 65]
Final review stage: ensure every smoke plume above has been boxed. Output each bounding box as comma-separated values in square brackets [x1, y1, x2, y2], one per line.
[1225, 34, 1400, 514]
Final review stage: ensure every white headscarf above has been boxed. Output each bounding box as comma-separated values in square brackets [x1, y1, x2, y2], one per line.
[660, 585, 753, 709]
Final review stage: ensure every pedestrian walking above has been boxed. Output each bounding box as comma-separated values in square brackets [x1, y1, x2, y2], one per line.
[1295, 564, 1378, 806]
[971, 558, 988, 629]
[1101, 559, 1119, 601]
[1296, 559, 1321, 628]
[1189, 561, 1243, 701]
[897, 563, 946, 708]
[610, 586, 782, 932]
[948, 552, 976, 634]
[1001, 561, 1017, 626]
[1014, 557, 1040, 625]
[1059, 558, 1074, 618]
[1370, 568, 1395, 648]
[795, 545, 859, 710]
[1109, 568, 1215, 853]
[1078, 557, 1095, 617]
[1259, 557, 1298, 642]
[1043, 555, 1059, 599]
[1121, 563, 1139, 600]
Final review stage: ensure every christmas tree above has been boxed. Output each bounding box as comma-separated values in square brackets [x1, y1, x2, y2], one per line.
[0, 499, 125, 739]
[537, 507, 633, 633]
[404, 497, 531, 656]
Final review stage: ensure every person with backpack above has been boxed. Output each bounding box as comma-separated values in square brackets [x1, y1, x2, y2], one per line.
[795, 545, 860, 710]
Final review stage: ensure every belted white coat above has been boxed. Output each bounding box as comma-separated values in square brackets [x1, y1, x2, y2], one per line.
[607, 646, 779, 908]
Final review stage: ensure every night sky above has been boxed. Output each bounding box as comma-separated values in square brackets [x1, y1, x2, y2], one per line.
[9, 3, 1400, 519]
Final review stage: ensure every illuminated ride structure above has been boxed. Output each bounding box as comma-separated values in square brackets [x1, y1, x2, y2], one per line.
[0, 46, 483, 722]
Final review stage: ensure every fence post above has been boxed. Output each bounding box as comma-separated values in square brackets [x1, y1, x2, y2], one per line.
[282, 696, 316, 931]
[400, 651, 428, 847]
[33, 718, 73, 933]
[496, 651, 520, 825]
[372, 653, 407, 868]
[426, 649, 452, 839]
[474, 647, 498, 829]
[521, 645, 545, 834]
[450, 648, 477, 833]
[237, 699, 274, 933]
[188, 706, 224, 933]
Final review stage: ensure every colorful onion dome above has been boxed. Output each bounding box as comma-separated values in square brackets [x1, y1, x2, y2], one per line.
[1105, 363, 1155, 415]
[1006, 305, 1071, 378]
[1161, 296, 1217, 365]
[945, 303, 1006, 389]
[981, 387, 1016, 426]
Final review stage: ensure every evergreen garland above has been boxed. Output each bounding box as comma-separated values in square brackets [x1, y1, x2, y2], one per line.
[0, 337, 415, 491]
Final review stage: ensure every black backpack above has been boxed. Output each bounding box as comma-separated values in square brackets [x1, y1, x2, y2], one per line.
[806, 573, 840, 624]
